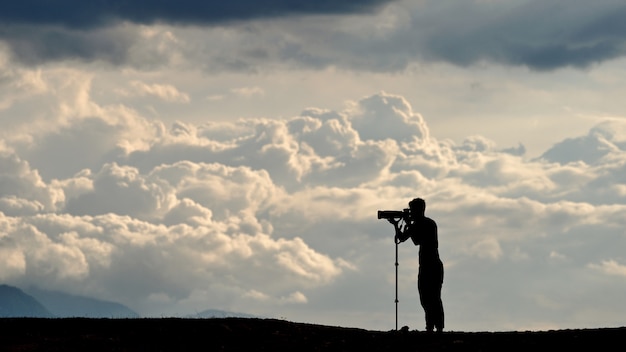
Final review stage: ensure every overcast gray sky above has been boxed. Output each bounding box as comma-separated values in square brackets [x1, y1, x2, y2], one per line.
[1, 0, 626, 331]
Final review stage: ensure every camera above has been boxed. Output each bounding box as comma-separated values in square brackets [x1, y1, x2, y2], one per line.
[377, 208, 410, 221]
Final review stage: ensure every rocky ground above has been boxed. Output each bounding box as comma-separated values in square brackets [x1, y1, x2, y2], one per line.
[1, 318, 624, 351]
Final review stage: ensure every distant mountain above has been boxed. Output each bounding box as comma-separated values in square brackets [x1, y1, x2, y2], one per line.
[188, 309, 257, 319]
[25, 287, 140, 318]
[0, 284, 54, 317]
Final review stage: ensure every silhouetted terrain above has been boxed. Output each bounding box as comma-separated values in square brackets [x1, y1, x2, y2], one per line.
[0, 318, 624, 351]
[186, 308, 258, 319]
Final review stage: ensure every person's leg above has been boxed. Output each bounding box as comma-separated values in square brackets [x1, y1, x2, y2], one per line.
[433, 283, 444, 332]
[435, 262, 444, 332]
[418, 278, 437, 332]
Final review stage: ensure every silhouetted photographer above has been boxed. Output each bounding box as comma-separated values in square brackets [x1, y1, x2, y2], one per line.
[379, 198, 444, 332]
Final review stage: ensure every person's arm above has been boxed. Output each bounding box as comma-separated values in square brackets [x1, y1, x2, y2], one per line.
[404, 221, 420, 246]
[388, 219, 410, 243]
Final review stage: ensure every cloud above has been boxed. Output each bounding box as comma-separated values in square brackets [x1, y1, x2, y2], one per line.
[231, 86, 264, 98]
[63, 163, 177, 221]
[0, 1, 395, 29]
[0, 50, 48, 110]
[0, 146, 63, 215]
[540, 119, 626, 164]
[3, 83, 626, 329]
[467, 237, 503, 261]
[0, 24, 140, 66]
[2, 72, 162, 181]
[121, 92, 423, 189]
[0, 216, 91, 283]
[347, 92, 430, 142]
[416, 0, 626, 70]
[280, 291, 308, 304]
[2, 210, 345, 312]
[245, 0, 626, 71]
[120, 81, 190, 103]
[588, 260, 626, 277]
[4, 1, 626, 71]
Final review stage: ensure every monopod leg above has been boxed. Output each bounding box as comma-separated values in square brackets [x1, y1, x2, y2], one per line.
[395, 240, 399, 331]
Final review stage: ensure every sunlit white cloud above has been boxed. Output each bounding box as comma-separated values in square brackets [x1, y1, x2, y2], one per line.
[231, 86, 264, 98]
[119, 81, 191, 103]
[588, 260, 626, 277]
[2, 85, 625, 330]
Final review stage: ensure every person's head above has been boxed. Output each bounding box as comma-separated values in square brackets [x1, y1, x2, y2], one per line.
[409, 198, 426, 217]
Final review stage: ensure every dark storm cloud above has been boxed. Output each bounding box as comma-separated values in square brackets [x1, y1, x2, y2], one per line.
[419, 0, 626, 70]
[0, 0, 395, 66]
[2, 0, 626, 71]
[0, 0, 394, 28]
[0, 25, 136, 65]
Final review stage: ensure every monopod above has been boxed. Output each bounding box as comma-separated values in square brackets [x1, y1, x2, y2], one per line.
[394, 235, 400, 331]
[377, 209, 408, 331]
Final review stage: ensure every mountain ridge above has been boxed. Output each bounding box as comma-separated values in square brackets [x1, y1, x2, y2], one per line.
[1, 284, 260, 320]
[0, 284, 53, 318]
[25, 286, 140, 318]
[0, 284, 139, 318]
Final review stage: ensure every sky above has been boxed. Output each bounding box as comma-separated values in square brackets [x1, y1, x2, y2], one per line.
[1, 0, 626, 332]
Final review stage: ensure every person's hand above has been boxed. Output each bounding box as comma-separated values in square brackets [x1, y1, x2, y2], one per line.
[387, 218, 399, 226]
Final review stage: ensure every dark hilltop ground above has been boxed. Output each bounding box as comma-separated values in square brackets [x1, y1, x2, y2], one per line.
[1, 318, 624, 351]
